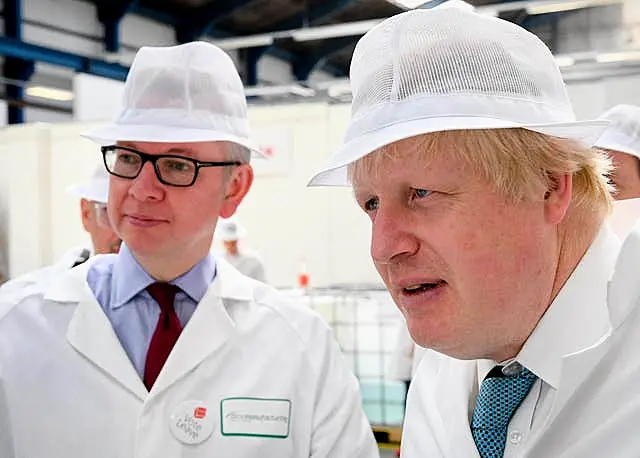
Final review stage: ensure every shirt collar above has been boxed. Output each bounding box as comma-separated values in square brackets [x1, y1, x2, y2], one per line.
[111, 243, 217, 309]
[478, 223, 621, 390]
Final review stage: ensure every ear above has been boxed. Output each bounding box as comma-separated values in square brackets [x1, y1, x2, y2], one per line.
[544, 173, 572, 224]
[219, 164, 254, 218]
[79, 199, 93, 231]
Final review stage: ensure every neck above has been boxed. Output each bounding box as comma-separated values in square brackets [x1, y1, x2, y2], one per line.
[134, 250, 209, 282]
[491, 209, 603, 362]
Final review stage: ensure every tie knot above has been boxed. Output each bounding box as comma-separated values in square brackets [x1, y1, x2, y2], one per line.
[472, 366, 537, 430]
[146, 282, 180, 313]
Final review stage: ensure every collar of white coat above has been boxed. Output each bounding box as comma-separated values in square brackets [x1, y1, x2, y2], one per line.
[44, 252, 255, 304]
[477, 223, 621, 390]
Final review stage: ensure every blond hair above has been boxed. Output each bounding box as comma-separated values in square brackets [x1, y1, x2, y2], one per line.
[349, 128, 613, 217]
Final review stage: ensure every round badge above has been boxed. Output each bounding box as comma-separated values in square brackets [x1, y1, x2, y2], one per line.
[169, 400, 215, 445]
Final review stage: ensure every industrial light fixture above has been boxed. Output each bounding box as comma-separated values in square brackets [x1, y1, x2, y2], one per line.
[388, 0, 433, 8]
[526, 0, 622, 15]
[25, 86, 74, 102]
[595, 50, 640, 63]
[290, 19, 383, 42]
[207, 34, 274, 50]
[554, 56, 576, 67]
[244, 84, 316, 97]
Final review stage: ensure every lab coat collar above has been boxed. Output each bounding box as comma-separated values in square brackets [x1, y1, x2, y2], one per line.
[44, 252, 259, 401]
[45, 260, 150, 400]
[608, 219, 640, 329]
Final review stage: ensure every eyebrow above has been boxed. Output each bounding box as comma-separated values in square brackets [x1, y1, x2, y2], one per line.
[117, 143, 198, 159]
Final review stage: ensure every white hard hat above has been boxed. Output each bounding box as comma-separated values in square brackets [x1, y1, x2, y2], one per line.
[308, 8, 608, 187]
[67, 165, 109, 203]
[82, 41, 264, 159]
[594, 104, 640, 160]
[216, 218, 246, 242]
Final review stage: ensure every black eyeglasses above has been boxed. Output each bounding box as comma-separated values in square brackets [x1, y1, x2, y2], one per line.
[101, 145, 242, 187]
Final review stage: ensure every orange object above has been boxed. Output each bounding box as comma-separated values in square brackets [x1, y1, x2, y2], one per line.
[298, 272, 309, 288]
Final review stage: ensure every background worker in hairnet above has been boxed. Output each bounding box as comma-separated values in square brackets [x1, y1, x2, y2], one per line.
[594, 105, 640, 239]
[0, 164, 121, 297]
[309, 7, 640, 458]
[216, 217, 267, 283]
[0, 42, 377, 458]
[595, 104, 640, 200]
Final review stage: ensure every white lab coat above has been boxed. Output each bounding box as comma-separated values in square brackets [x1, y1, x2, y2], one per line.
[401, 223, 640, 457]
[0, 257, 378, 458]
[0, 245, 90, 299]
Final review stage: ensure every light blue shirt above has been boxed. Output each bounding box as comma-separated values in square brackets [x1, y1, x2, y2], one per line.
[87, 244, 216, 378]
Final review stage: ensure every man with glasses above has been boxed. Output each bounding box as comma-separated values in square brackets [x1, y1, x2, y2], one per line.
[0, 42, 377, 458]
[0, 165, 121, 297]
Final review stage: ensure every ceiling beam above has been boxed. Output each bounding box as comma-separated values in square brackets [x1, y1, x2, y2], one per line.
[271, 0, 360, 31]
[175, 0, 261, 43]
[293, 36, 355, 80]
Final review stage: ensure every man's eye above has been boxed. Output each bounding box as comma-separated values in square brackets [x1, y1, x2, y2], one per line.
[364, 197, 379, 212]
[413, 188, 432, 199]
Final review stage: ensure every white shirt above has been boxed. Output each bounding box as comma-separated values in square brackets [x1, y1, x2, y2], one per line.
[402, 224, 640, 457]
[0, 257, 378, 458]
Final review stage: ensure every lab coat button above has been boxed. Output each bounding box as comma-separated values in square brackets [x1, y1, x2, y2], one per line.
[509, 430, 523, 444]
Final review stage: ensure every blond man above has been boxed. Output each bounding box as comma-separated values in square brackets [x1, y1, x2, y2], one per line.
[309, 7, 640, 458]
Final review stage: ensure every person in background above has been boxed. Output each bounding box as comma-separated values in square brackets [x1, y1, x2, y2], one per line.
[0, 41, 378, 458]
[594, 105, 640, 239]
[0, 165, 121, 297]
[308, 7, 640, 458]
[594, 104, 640, 199]
[216, 217, 267, 283]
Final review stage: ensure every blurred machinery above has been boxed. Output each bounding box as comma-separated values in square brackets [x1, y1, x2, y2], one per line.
[280, 284, 407, 447]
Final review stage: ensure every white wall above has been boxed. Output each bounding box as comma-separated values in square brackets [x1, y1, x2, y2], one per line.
[566, 73, 640, 120]
[73, 73, 125, 122]
[0, 124, 52, 277]
[236, 103, 379, 288]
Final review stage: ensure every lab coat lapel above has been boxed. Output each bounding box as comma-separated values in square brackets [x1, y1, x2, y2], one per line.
[148, 259, 250, 397]
[608, 223, 640, 329]
[49, 265, 149, 401]
[433, 358, 481, 457]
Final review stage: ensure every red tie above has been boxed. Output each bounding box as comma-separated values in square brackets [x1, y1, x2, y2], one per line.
[144, 282, 182, 391]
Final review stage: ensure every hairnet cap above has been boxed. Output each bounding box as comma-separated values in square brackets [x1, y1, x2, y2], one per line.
[67, 165, 109, 203]
[307, 8, 609, 187]
[82, 41, 264, 159]
[216, 218, 246, 242]
[594, 105, 640, 160]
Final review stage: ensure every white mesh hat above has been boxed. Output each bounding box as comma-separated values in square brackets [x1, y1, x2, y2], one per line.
[216, 217, 246, 242]
[594, 104, 640, 160]
[308, 8, 608, 187]
[67, 165, 109, 204]
[83, 41, 263, 158]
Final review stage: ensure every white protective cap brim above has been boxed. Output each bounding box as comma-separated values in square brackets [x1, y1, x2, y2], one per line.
[67, 181, 108, 203]
[308, 116, 609, 187]
[82, 123, 266, 160]
[593, 134, 640, 160]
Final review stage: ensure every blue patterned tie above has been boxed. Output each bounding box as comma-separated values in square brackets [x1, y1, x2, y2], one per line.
[471, 365, 537, 458]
